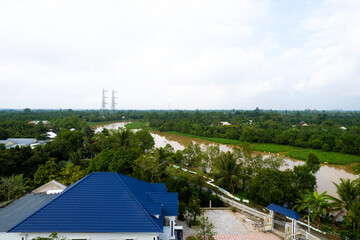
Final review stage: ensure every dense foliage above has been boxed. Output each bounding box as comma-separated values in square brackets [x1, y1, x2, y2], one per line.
[1, 109, 360, 237]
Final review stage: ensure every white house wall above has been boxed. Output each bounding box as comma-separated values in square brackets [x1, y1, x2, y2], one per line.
[0, 232, 160, 240]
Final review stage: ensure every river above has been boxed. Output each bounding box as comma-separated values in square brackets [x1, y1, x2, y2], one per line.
[94, 122, 357, 198]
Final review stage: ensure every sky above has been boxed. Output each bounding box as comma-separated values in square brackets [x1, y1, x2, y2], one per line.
[0, 0, 360, 110]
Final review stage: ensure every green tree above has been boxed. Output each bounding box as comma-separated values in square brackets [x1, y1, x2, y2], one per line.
[134, 129, 155, 151]
[187, 196, 202, 223]
[213, 151, 241, 193]
[195, 216, 216, 240]
[343, 198, 360, 232]
[133, 154, 162, 183]
[33, 232, 67, 240]
[0, 174, 28, 201]
[328, 178, 359, 218]
[57, 162, 86, 186]
[247, 169, 297, 206]
[183, 142, 203, 167]
[32, 159, 59, 188]
[203, 145, 220, 173]
[110, 127, 134, 149]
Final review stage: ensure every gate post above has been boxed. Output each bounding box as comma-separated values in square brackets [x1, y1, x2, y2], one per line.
[269, 210, 274, 230]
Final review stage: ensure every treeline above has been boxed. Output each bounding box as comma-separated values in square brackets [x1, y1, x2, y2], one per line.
[145, 109, 360, 155]
[0, 108, 144, 123]
[0, 109, 143, 139]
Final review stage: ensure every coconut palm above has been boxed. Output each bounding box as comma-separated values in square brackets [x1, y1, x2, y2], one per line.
[110, 127, 134, 149]
[328, 178, 358, 217]
[344, 198, 360, 232]
[213, 151, 242, 193]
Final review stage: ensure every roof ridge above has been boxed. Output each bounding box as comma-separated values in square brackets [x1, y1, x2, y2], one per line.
[7, 172, 95, 233]
[114, 173, 163, 232]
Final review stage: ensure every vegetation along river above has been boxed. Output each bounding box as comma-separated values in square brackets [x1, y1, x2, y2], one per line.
[94, 122, 357, 198]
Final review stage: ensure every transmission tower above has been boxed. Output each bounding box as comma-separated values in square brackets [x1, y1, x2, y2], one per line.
[111, 89, 117, 113]
[101, 88, 108, 114]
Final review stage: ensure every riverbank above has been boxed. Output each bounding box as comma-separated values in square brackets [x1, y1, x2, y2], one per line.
[124, 121, 360, 166]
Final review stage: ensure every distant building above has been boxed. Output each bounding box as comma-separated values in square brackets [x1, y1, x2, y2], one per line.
[28, 120, 49, 125]
[0, 138, 37, 149]
[299, 121, 308, 126]
[46, 131, 57, 139]
[220, 121, 231, 126]
[340, 126, 347, 130]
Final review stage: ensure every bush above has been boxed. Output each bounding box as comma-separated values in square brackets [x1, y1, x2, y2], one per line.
[189, 220, 200, 227]
[231, 206, 237, 212]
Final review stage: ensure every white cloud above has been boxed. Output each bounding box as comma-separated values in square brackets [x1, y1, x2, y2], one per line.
[0, 0, 359, 109]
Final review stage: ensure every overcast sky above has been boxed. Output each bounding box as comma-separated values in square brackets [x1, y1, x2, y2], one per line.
[0, 0, 359, 110]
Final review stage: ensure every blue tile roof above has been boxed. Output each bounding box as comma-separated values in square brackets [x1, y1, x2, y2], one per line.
[266, 203, 301, 220]
[9, 172, 178, 233]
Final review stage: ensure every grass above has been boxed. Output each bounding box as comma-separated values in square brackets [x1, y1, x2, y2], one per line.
[250, 143, 296, 153]
[125, 121, 144, 129]
[87, 120, 125, 126]
[286, 149, 360, 165]
[164, 131, 241, 145]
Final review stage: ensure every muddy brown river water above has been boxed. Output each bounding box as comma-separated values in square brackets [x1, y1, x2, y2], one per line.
[94, 122, 358, 198]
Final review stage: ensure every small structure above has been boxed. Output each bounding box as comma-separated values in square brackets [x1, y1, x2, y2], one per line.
[46, 131, 57, 139]
[31, 180, 67, 194]
[29, 120, 49, 125]
[220, 121, 231, 126]
[0, 138, 37, 149]
[299, 121, 308, 126]
[3, 172, 180, 240]
[266, 204, 301, 240]
[340, 126, 347, 130]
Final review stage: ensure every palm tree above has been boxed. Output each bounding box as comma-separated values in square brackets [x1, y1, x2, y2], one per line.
[110, 127, 134, 149]
[213, 151, 242, 193]
[345, 198, 360, 232]
[327, 178, 358, 218]
[294, 190, 333, 227]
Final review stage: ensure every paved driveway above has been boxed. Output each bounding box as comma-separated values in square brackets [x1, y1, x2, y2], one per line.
[179, 209, 280, 240]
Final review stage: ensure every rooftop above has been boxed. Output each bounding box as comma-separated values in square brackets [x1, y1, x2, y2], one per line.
[9, 172, 178, 233]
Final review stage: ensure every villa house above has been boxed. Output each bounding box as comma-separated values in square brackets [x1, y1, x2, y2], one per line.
[0, 172, 179, 240]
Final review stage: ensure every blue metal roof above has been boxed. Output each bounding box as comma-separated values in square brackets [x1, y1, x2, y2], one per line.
[9, 172, 178, 233]
[266, 203, 301, 220]
[0, 193, 58, 232]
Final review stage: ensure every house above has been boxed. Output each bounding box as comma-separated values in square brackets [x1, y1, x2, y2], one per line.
[0, 138, 37, 149]
[31, 180, 67, 194]
[1, 172, 180, 240]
